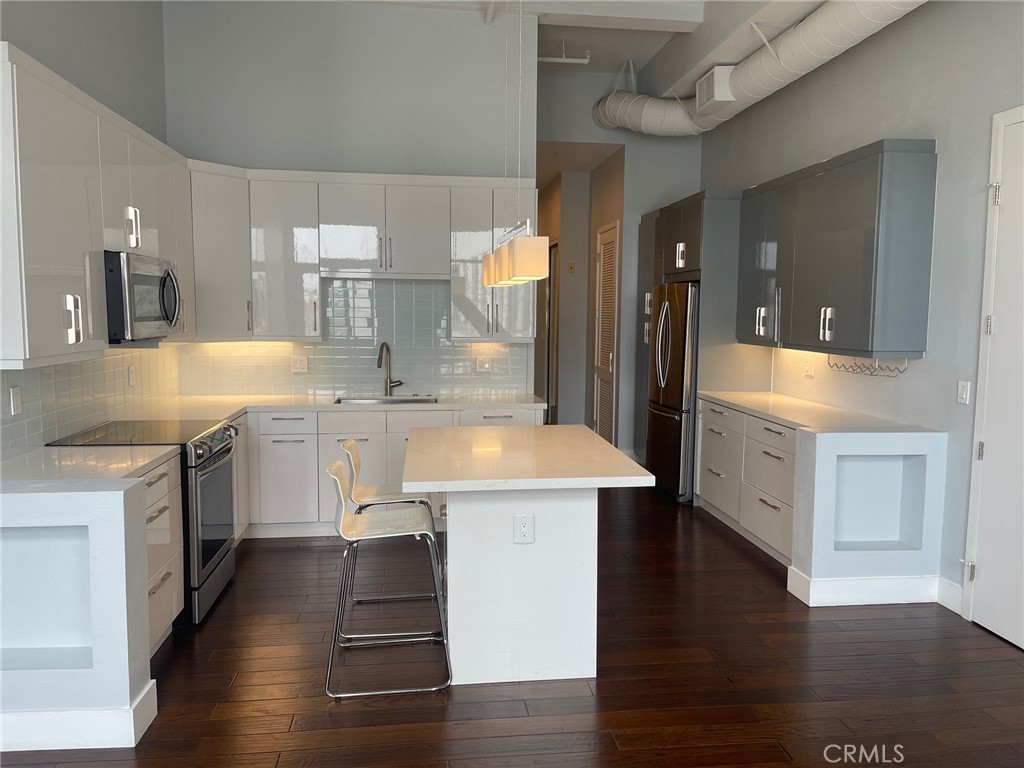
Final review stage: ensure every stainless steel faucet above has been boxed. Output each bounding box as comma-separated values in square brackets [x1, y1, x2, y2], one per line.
[376, 341, 403, 396]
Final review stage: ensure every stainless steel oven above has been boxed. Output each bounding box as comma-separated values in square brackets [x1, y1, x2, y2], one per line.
[104, 250, 182, 342]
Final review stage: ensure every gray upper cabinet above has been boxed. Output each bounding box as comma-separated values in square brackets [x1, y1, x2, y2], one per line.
[660, 190, 740, 281]
[736, 140, 937, 358]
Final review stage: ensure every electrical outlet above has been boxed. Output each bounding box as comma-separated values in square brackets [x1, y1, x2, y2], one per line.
[9, 386, 22, 416]
[513, 513, 535, 544]
[567, 262, 576, 274]
[804, 358, 814, 378]
[476, 356, 492, 373]
[291, 356, 308, 373]
[127, 365, 136, 388]
[957, 380, 971, 405]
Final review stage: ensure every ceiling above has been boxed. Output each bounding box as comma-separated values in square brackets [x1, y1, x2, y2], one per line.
[537, 24, 675, 74]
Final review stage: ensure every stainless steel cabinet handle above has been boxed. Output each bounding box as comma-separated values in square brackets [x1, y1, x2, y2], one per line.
[73, 295, 84, 343]
[644, 292, 652, 315]
[64, 294, 77, 345]
[819, 306, 827, 341]
[146, 505, 171, 524]
[312, 300, 318, 333]
[758, 497, 782, 512]
[148, 570, 173, 597]
[709, 407, 727, 417]
[247, 300, 253, 332]
[706, 468, 725, 479]
[494, 302, 499, 334]
[126, 206, 142, 249]
[707, 427, 726, 437]
[675, 242, 686, 268]
[145, 472, 169, 488]
[486, 303, 491, 333]
[388, 237, 393, 269]
[134, 207, 142, 249]
[754, 306, 761, 337]
[643, 321, 650, 344]
[762, 450, 786, 462]
[482, 414, 514, 419]
[378, 236, 383, 269]
[763, 426, 786, 437]
[338, 437, 369, 443]
[272, 439, 305, 444]
[824, 306, 835, 342]
[271, 416, 305, 421]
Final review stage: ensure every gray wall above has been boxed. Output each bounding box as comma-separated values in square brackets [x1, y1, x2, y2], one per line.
[163, 1, 537, 176]
[0, 1, 167, 140]
[538, 70, 702, 452]
[698, 0, 1024, 586]
[556, 172, 591, 425]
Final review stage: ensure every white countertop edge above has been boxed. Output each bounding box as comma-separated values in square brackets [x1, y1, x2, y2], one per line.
[1, 477, 141, 495]
[0, 446, 179, 485]
[403, 475, 656, 493]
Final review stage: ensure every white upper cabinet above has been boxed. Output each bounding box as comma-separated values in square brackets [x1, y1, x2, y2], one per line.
[126, 135, 164, 257]
[1, 64, 107, 367]
[492, 187, 537, 340]
[98, 116, 132, 253]
[384, 186, 451, 277]
[249, 180, 321, 339]
[319, 183, 385, 274]
[450, 187, 494, 339]
[171, 162, 197, 339]
[191, 168, 253, 340]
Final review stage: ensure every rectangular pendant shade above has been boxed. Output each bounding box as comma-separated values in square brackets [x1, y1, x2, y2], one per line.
[507, 235, 549, 281]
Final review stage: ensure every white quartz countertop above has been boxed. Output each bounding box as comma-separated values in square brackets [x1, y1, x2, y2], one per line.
[402, 424, 655, 492]
[0, 445, 179, 488]
[698, 391, 934, 432]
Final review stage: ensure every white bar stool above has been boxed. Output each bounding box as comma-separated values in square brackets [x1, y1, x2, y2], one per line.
[323, 451, 450, 698]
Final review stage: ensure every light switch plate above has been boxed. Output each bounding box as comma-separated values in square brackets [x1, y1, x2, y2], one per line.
[476, 356, 492, 373]
[127, 365, 136, 388]
[9, 386, 22, 416]
[291, 356, 308, 373]
[956, 380, 971, 405]
[804, 359, 814, 378]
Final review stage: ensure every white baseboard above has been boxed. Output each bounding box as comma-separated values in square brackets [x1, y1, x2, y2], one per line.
[0, 680, 156, 751]
[788, 567, 942, 607]
[937, 577, 964, 614]
[245, 522, 337, 539]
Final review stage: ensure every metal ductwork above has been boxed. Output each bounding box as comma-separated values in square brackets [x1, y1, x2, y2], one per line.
[593, 0, 927, 136]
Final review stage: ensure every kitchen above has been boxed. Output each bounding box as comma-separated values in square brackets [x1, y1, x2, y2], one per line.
[1, 0, 1022, 765]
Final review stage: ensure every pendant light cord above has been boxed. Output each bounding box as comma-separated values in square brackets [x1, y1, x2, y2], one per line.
[503, 0, 508, 230]
[517, 0, 523, 227]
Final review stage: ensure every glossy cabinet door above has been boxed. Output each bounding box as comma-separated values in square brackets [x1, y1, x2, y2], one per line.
[250, 180, 321, 339]
[384, 185, 451, 276]
[258, 434, 318, 524]
[191, 170, 253, 340]
[171, 161, 197, 339]
[735, 193, 768, 345]
[492, 186, 536, 339]
[98, 116, 132, 253]
[231, 415, 250, 540]
[319, 182, 386, 274]
[127, 135, 164, 258]
[11, 67, 105, 360]
[450, 187, 493, 339]
[662, 193, 703, 279]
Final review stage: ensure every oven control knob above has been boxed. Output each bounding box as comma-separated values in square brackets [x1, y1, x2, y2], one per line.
[193, 440, 210, 460]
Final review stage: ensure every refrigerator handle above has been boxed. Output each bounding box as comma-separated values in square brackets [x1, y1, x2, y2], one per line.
[680, 283, 699, 413]
[662, 300, 672, 388]
[647, 403, 681, 420]
[655, 300, 668, 388]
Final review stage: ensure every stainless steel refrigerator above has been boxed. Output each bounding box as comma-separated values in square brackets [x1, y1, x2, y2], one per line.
[646, 281, 699, 501]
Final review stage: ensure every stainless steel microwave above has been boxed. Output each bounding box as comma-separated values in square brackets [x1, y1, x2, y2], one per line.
[104, 250, 182, 342]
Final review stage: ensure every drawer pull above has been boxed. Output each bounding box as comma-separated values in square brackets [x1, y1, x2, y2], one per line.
[338, 438, 369, 443]
[146, 505, 171, 524]
[271, 416, 306, 421]
[144, 472, 169, 488]
[482, 414, 514, 419]
[705, 468, 725, 479]
[708, 407, 728, 416]
[762, 450, 786, 462]
[148, 571, 174, 597]
[707, 427, 727, 437]
[763, 426, 787, 437]
[758, 497, 782, 512]
[272, 439, 306, 444]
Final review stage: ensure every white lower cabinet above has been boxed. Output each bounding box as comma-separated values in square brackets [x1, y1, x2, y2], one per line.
[147, 550, 184, 656]
[140, 457, 184, 655]
[318, 433, 387, 522]
[231, 415, 250, 540]
[457, 409, 541, 426]
[258, 434, 319, 524]
[738, 482, 793, 558]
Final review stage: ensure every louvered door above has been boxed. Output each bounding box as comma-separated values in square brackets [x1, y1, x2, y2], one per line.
[594, 222, 619, 444]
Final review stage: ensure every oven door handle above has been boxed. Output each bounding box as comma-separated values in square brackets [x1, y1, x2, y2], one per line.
[195, 443, 235, 478]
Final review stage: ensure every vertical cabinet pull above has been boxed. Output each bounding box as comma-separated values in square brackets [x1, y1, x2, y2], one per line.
[824, 307, 835, 342]
[246, 300, 253, 332]
[818, 306, 827, 341]
[486, 303, 491, 334]
[494, 303, 499, 335]
[64, 294, 77, 345]
[675, 242, 686, 268]
[312, 300, 318, 333]
[73, 295, 84, 343]
[378, 236, 384, 269]
[125, 206, 142, 249]
[388, 238, 393, 269]
[643, 321, 651, 344]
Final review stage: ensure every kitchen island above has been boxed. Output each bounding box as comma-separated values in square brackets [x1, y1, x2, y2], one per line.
[403, 424, 654, 685]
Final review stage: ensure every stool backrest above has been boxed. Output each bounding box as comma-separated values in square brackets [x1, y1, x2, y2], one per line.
[344, 439, 364, 484]
[325, 454, 358, 540]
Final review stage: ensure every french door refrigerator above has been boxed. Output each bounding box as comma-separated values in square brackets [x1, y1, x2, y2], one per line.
[646, 281, 699, 501]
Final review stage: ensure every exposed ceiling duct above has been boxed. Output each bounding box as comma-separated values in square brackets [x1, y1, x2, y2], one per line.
[592, 0, 927, 136]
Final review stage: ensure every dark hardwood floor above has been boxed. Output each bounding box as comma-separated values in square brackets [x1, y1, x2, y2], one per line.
[6, 488, 1023, 767]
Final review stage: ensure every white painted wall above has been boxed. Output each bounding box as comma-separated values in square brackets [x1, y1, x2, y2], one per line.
[538, 70, 702, 451]
[698, 0, 1024, 586]
[162, 1, 537, 176]
[0, 1, 167, 140]
[556, 172, 592, 425]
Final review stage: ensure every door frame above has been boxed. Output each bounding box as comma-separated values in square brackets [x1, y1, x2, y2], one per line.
[593, 221, 620, 444]
[961, 104, 1024, 618]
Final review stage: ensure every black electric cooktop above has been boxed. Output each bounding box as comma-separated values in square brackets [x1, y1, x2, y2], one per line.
[49, 419, 226, 447]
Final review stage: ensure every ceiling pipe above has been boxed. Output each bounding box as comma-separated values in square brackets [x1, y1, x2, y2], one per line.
[592, 0, 927, 136]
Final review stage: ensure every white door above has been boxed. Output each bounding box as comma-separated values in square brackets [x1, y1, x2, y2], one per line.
[319, 182, 386, 274]
[191, 170, 253, 340]
[965, 106, 1023, 649]
[492, 187, 536, 339]
[450, 187, 493, 339]
[594, 222, 619, 444]
[385, 185, 451, 276]
[249, 180, 321, 339]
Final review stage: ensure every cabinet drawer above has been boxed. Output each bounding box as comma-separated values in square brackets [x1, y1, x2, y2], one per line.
[739, 482, 792, 557]
[259, 411, 317, 434]
[697, 457, 740, 520]
[386, 410, 454, 434]
[745, 414, 797, 455]
[147, 549, 184, 655]
[458, 409, 537, 427]
[318, 411, 387, 434]
[318, 433, 387, 522]
[698, 399, 744, 432]
[145, 485, 183, 582]
[742, 438, 795, 506]
[698, 419, 743, 476]
[141, 456, 181, 508]
[258, 435, 319, 523]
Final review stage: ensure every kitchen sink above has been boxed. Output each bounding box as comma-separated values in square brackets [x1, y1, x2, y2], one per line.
[334, 395, 439, 405]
